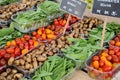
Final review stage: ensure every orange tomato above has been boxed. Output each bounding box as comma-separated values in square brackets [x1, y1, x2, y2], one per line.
[100, 56, 107, 61]
[6, 41, 11, 47]
[11, 40, 16, 46]
[109, 40, 115, 45]
[101, 52, 109, 57]
[93, 61, 99, 69]
[105, 61, 112, 67]
[34, 41, 39, 47]
[22, 49, 28, 56]
[47, 34, 56, 39]
[37, 29, 42, 35]
[45, 29, 52, 34]
[42, 34, 46, 40]
[115, 42, 120, 47]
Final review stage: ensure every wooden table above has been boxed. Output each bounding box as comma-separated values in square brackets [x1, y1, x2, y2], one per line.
[71, 70, 94, 80]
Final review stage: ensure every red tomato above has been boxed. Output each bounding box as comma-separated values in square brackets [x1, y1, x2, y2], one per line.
[109, 45, 114, 50]
[93, 56, 99, 61]
[6, 47, 14, 54]
[0, 49, 6, 57]
[107, 55, 112, 61]
[29, 40, 34, 45]
[15, 38, 21, 45]
[109, 50, 115, 55]
[32, 31, 37, 36]
[19, 43, 24, 49]
[4, 53, 11, 60]
[24, 35, 31, 41]
[114, 37, 119, 42]
[14, 47, 20, 57]
[24, 42, 29, 49]
[112, 55, 119, 63]
[109, 40, 115, 45]
[54, 19, 59, 26]
[114, 47, 119, 53]
[116, 52, 120, 56]
[102, 66, 112, 72]
[0, 59, 6, 66]
[29, 45, 34, 50]
[99, 60, 105, 67]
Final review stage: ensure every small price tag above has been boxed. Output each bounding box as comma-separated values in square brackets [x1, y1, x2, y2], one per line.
[60, 0, 87, 18]
[92, 0, 120, 17]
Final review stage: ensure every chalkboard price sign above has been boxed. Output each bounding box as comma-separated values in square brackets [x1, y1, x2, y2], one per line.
[92, 0, 120, 17]
[60, 0, 87, 18]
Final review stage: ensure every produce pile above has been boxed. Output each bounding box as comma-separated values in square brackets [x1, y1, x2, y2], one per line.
[86, 33, 120, 80]
[0, 0, 44, 25]
[0, 67, 24, 80]
[32, 55, 76, 80]
[0, 0, 120, 80]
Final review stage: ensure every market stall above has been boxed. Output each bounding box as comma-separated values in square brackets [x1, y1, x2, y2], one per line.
[0, 0, 120, 80]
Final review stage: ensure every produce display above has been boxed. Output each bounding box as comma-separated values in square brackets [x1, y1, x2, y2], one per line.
[13, 43, 47, 73]
[32, 55, 76, 80]
[12, 1, 64, 33]
[0, 0, 120, 80]
[0, 34, 39, 68]
[0, 67, 24, 80]
[32, 14, 79, 41]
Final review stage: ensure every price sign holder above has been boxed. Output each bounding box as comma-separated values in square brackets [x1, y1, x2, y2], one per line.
[92, 0, 120, 47]
[60, 0, 87, 35]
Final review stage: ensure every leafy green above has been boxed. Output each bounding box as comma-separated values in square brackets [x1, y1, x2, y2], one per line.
[32, 56, 75, 80]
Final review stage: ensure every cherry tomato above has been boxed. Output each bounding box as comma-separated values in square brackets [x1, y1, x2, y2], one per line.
[6, 47, 14, 54]
[102, 66, 112, 72]
[93, 56, 99, 61]
[15, 38, 21, 45]
[109, 40, 115, 45]
[32, 31, 37, 36]
[115, 42, 120, 47]
[54, 19, 59, 26]
[24, 35, 31, 41]
[107, 55, 112, 61]
[109, 50, 115, 55]
[4, 53, 11, 60]
[99, 60, 105, 67]
[114, 47, 119, 53]
[0, 49, 6, 57]
[29, 40, 34, 45]
[116, 52, 120, 56]
[112, 55, 119, 63]
[14, 47, 20, 57]
[114, 37, 119, 42]
[93, 61, 99, 69]
[0, 59, 6, 66]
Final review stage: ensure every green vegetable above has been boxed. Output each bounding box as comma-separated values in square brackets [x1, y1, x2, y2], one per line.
[12, 1, 64, 33]
[0, 0, 20, 6]
[0, 22, 15, 37]
[0, 30, 22, 47]
[32, 55, 75, 80]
